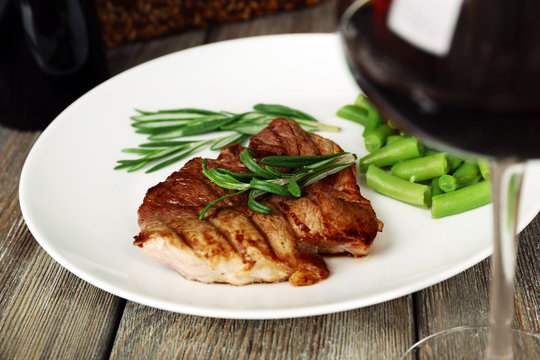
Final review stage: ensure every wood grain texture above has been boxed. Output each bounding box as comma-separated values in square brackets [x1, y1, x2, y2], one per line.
[515, 217, 540, 332]
[413, 216, 540, 339]
[107, 29, 208, 77]
[110, 297, 414, 360]
[205, 0, 337, 42]
[0, 128, 125, 360]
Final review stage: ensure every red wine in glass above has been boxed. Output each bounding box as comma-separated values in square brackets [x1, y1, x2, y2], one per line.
[339, 0, 540, 358]
[341, 0, 540, 159]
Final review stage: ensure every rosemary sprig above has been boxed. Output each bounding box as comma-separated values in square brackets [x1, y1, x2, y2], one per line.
[199, 149, 355, 219]
[116, 104, 341, 173]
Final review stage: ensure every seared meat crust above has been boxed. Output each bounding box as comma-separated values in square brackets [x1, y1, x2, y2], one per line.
[135, 118, 381, 286]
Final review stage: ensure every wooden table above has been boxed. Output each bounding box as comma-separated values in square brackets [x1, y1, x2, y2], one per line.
[1, 1, 539, 358]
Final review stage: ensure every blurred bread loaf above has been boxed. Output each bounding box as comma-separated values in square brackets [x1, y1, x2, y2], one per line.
[95, 0, 325, 48]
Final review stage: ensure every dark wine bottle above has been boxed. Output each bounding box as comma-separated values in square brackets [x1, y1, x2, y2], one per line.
[0, 0, 108, 130]
[341, 0, 540, 158]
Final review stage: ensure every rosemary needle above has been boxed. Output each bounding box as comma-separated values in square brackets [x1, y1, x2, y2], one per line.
[199, 150, 355, 219]
[117, 104, 341, 173]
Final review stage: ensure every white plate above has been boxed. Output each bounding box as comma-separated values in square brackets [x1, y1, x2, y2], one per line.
[19, 34, 540, 319]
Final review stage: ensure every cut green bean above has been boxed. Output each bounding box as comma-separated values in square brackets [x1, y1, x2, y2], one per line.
[364, 124, 398, 152]
[438, 174, 457, 193]
[354, 94, 370, 110]
[425, 150, 462, 172]
[432, 180, 492, 218]
[447, 154, 464, 171]
[478, 158, 491, 179]
[359, 137, 425, 173]
[366, 165, 431, 208]
[431, 178, 443, 197]
[460, 174, 482, 187]
[336, 105, 369, 126]
[452, 161, 480, 186]
[362, 102, 382, 136]
[386, 134, 405, 146]
[390, 153, 448, 182]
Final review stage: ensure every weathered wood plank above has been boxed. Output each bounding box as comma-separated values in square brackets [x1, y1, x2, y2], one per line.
[515, 217, 540, 332]
[414, 259, 491, 338]
[110, 297, 414, 360]
[205, 1, 336, 43]
[413, 215, 540, 340]
[0, 127, 125, 360]
[106, 29, 208, 77]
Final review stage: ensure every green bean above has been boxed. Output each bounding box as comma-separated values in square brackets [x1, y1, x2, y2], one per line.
[359, 137, 425, 173]
[336, 105, 369, 126]
[447, 154, 464, 171]
[431, 178, 443, 197]
[425, 150, 462, 171]
[431, 180, 492, 218]
[366, 165, 431, 208]
[390, 153, 447, 182]
[452, 161, 480, 186]
[438, 174, 457, 193]
[386, 134, 405, 146]
[364, 124, 398, 152]
[354, 94, 370, 110]
[460, 174, 482, 187]
[478, 158, 491, 179]
[362, 101, 382, 136]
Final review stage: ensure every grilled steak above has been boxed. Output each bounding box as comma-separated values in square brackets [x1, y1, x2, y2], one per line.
[135, 118, 382, 286]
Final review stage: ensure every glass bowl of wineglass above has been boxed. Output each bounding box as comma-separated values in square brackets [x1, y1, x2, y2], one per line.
[338, 0, 540, 358]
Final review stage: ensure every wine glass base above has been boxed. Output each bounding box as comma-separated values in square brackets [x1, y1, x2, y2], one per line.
[400, 326, 540, 360]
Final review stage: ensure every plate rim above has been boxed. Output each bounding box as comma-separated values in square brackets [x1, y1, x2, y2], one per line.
[18, 32, 539, 319]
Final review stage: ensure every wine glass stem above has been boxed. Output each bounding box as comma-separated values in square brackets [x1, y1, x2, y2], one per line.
[485, 159, 525, 360]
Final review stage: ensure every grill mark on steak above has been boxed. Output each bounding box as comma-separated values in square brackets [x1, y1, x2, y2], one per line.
[207, 207, 281, 266]
[135, 118, 381, 286]
[273, 200, 311, 234]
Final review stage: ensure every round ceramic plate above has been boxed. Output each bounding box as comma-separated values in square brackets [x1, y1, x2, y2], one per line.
[19, 33, 540, 319]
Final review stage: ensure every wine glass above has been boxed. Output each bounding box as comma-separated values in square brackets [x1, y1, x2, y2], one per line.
[338, 0, 540, 358]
